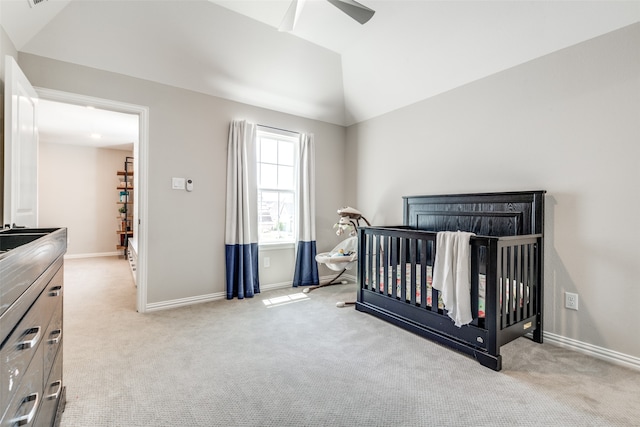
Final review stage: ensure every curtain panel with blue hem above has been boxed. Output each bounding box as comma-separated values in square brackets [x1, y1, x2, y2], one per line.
[292, 133, 319, 288]
[225, 120, 260, 299]
[293, 240, 319, 287]
[225, 243, 259, 299]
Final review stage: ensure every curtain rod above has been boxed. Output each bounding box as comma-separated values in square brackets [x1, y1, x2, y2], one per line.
[257, 124, 300, 136]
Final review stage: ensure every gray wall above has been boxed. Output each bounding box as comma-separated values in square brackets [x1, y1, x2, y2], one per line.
[38, 142, 132, 256]
[345, 23, 640, 359]
[18, 53, 347, 304]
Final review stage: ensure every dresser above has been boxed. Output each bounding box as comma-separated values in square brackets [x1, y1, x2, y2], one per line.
[127, 238, 137, 285]
[0, 228, 67, 427]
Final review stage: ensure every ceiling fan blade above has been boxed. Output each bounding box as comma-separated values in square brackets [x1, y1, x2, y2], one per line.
[279, 0, 306, 32]
[325, 0, 375, 25]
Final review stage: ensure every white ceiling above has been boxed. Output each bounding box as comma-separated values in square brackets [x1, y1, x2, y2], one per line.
[2, 0, 639, 142]
[38, 99, 138, 151]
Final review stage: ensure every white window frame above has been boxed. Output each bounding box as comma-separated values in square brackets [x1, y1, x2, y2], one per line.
[256, 126, 299, 248]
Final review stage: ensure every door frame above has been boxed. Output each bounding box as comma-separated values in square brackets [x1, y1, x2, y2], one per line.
[36, 87, 150, 313]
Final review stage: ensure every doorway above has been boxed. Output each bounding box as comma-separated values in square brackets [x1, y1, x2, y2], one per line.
[36, 88, 149, 313]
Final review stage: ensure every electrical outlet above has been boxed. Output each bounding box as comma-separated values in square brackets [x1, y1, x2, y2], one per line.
[264, 257, 270, 268]
[565, 292, 579, 310]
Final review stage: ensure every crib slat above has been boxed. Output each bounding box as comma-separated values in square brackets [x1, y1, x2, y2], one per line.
[528, 243, 533, 315]
[420, 239, 427, 308]
[366, 233, 371, 292]
[391, 237, 398, 296]
[532, 242, 539, 317]
[366, 233, 372, 291]
[501, 246, 508, 329]
[523, 243, 529, 318]
[378, 235, 385, 294]
[515, 244, 522, 323]
[371, 233, 376, 292]
[408, 238, 417, 305]
[509, 245, 515, 325]
[470, 242, 479, 325]
[523, 244, 528, 320]
[406, 238, 411, 303]
[387, 235, 392, 295]
[399, 237, 407, 301]
[478, 245, 487, 330]
[429, 239, 438, 313]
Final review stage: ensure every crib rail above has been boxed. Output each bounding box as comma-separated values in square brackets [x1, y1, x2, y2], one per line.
[493, 234, 543, 344]
[357, 226, 542, 337]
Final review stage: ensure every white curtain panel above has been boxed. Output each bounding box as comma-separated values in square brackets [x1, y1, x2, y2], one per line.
[292, 133, 319, 287]
[224, 120, 260, 299]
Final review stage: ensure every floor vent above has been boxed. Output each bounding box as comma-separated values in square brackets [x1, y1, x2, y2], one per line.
[28, 0, 48, 7]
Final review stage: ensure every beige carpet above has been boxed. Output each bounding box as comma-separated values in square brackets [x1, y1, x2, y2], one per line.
[60, 257, 640, 426]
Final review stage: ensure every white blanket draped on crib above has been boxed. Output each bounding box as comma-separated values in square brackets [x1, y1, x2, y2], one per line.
[432, 231, 475, 327]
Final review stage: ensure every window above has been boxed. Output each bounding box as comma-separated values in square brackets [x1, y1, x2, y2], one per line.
[256, 127, 298, 245]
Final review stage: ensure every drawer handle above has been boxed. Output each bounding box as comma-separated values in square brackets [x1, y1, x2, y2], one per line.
[48, 329, 62, 345]
[47, 380, 62, 400]
[18, 326, 41, 350]
[13, 392, 39, 426]
[49, 285, 63, 297]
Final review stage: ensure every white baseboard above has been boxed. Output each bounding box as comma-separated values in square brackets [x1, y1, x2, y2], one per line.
[144, 280, 302, 312]
[544, 331, 640, 372]
[65, 251, 121, 259]
[260, 281, 294, 292]
[145, 274, 358, 312]
[145, 292, 226, 312]
[261, 273, 358, 292]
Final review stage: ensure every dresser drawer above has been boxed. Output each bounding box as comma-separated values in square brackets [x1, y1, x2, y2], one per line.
[34, 345, 63, 427]
[0, 259, 63, 356]
[42, 299, 63, 391]
[0, 230, 66, 320]
[0, 344, 44, 427]
[0, 268, 61, 415]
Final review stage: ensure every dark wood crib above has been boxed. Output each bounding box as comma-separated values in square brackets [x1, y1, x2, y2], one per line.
[356, 191, 545, 371]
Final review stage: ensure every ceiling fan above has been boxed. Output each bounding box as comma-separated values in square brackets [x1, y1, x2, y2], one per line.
[279, 0, 375, 32]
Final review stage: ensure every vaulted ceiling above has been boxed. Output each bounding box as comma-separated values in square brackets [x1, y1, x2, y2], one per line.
[2, 0, 639, 127]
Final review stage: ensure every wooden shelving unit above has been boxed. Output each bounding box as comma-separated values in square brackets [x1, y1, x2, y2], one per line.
[117, 157, 134, 255]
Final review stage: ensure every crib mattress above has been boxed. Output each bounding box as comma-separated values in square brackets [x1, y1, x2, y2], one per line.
[365, 265, 526, 319]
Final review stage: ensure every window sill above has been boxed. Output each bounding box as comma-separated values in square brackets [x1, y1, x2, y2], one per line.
[259, 242, 295, 251]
